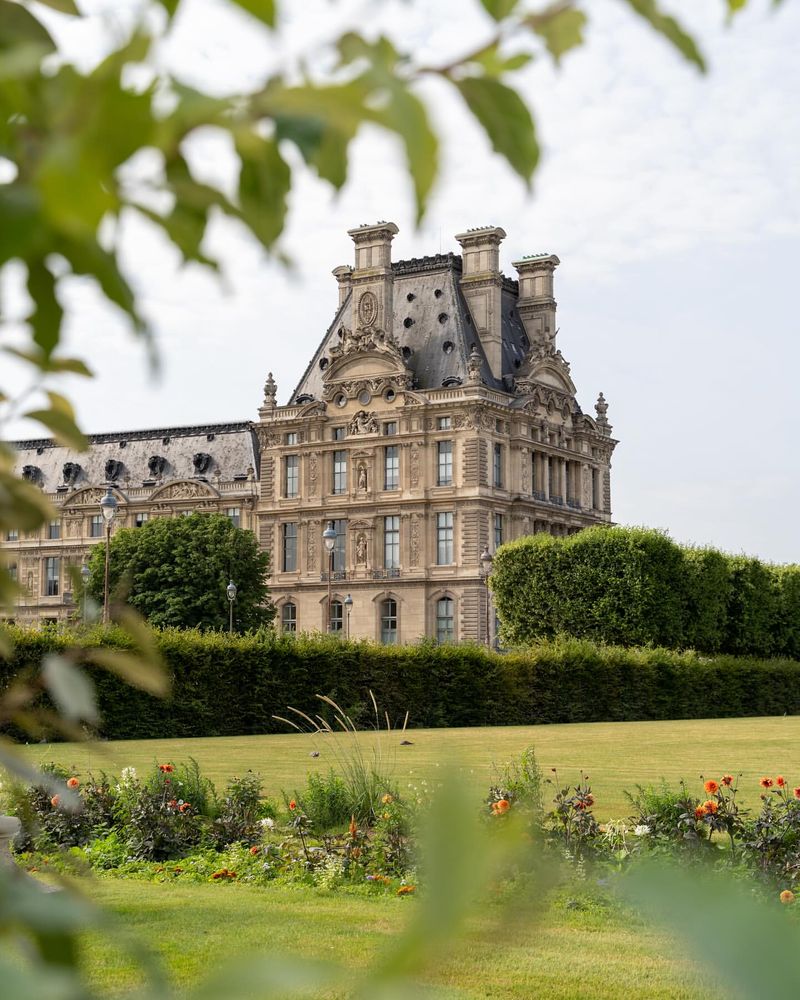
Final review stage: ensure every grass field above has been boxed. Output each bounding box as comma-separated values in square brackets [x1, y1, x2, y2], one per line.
[80, 879, 712, 999]
[21, 715, 800, 819]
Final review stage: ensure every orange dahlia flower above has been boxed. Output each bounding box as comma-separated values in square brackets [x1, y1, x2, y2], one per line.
[288, 799, 297, 811]
[760, 777, 774, 789]
[721, 775, 734, 787]
[158, 764, 174, 773]
[250, 846, 260, 855]
[492, 799, 511, 815]
[793, 788, 800, 800]
[694, 805, 707, 819]
[777, 776, 786, 788]
[703, 800, 719, 814]
[50, 794, 60, 808]
[349, 815, 358, 838]
[179, 802, 190, 814]
[397, 885, 416, 896]
[66, 777, 80, 789]
[703, 780, 719, 795]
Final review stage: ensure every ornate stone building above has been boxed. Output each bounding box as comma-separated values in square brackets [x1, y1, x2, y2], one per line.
[2, 222, 617, 641]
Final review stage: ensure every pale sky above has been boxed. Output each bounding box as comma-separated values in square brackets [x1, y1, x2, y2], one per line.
[2, 0, 799, 563]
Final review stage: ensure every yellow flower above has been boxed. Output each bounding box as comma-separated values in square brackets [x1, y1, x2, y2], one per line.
[381, 794, 394, 805]
[382, 812, 390, 820]
[780, 890, 795, 905]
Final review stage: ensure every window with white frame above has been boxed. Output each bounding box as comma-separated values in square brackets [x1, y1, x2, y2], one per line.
[493, 443, 504, 488]
[384, 515, 400, 569]
[6, 529, 18, 541]
[333, 450, 347, 494]
[47, 520, 60, 540]
[285, 432, 298, 445]
[436, 416, 451, 430]
[226, 507, 241, 528]
[282, 522, 297, 572]
[135, 512, 149, 528]
[383, 421, 397, 436]
[330, 599, 343, 632]
[90, 514, 104, 538]
[436, 512, 454, 565]
[282, 602, 297, 632]
[44, 556, 59, 596]
[380, 598, 398, 644]
[436, 596, 455, 644]
[494, 513, 504, 550]
[437, 440, 453, 486]
[284, 455, 299, 497]
[384, 445, 399, 490]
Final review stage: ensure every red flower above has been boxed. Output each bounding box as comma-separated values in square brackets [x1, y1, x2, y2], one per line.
[491, 799, 511, 816]
[760, 777, 774, 789]
[159, 764, 174, 773]
[50, 794, 60, 808]
[179, 802, 191, 814]
[703, 800, 718, 815]
[721, 775, 734, 787]
[776, 776, 786, 788]
[793, 788, 800, 800]
[584, 793, 595, 808]
[168, 799, 178, 808]
[703, 780, 719, 795]
[249, 845, 260, 855]
[289, 799, 297, 811]
[66, 777, 80, 789]
[694, 805, 707, 819]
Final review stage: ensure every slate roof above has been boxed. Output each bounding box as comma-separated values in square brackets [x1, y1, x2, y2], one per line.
[9, 422, 259, 493]
[290, 253, 534, 403]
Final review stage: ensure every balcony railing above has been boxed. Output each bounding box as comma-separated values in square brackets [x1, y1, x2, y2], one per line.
[371, 568, 401, 580]
[320, 571, 348, 582]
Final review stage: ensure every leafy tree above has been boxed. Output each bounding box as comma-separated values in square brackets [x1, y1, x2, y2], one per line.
[86, 513, 273, 630]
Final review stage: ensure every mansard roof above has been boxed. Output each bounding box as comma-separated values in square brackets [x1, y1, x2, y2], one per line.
[290, 252, 532, 403]
[9, 421, 259, 493]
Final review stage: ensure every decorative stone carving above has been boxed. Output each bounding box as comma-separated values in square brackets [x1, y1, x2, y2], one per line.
[255, 427, 279, 449]
[582, 464, 593, 508]
[355, 533, 367, 564]
[263, 372, 277, 408]
[152, 482, 208, 501]
[22, 465, 41, 484]
[409, 446, 420, 487]
[347, 410, 379, 435]
[62, 462, 82, 486]
[521, 449, 530, 493]
[307, 519, 319, 572]
[357, 463, 367, 491]
[104, 459, 123, 482]
[595, 392, 611, 435]
[329, 325, 403, 362]
[148, 455, 167, 479]
[357, 290, 378, 327]
[192, 452, 212, 476]
[467, 345, 483, 384]
[308, 452, 318, 496]
[410, 517, 419, 567]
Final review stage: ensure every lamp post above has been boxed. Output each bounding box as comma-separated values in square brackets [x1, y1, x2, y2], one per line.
[80, 563, 90, 624]
[99, 488, 117, 625]
[480, 546, 493, 649]
[226, 579, 237, 634]
[344, 593, 353, 639]
[322, 522, 336, 632]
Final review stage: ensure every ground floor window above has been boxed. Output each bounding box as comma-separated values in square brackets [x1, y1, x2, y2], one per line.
[330, 599, 343, 632]
[281, 602, 296, 633]
[436, 596, 455, 644]
[380, 598, 397, 644]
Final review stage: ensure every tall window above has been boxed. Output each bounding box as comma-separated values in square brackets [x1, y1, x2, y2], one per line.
[9, 563, 17, 582]
[330, 599, 343, 632]
[384, 445, 399, 490]
[437, 440, 453, 486]
[135, 512, 149, 528]
[47, 520, 60, 540]
[592, 468, 600, 509]
[384, 516, 400, 569]
[226, 507, 241, 527]
[436, 597, 455, 644]
[380, 598, 398, 644]
[282, 602, 297, 633]
[333, 450, 347, 494]
[90, 514, 104, 538]
[284, 455, 299, 497]
[282, 522, 297, 572]
[436, 512, 454, 565]
[44, 557, 59, 596]
[493, 443, 504, 488]
[6, 529, 18, 541]
[494, 513, 504, 550]
[333, 519, 347, 573]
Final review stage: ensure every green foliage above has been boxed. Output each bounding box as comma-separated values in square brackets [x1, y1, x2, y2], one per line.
[211, 772, 264, 849]
[491, 526, 799, 658]
[5, 627, 800, 740]
[86, 513, 273, 631]
[295, 770, 352, 833]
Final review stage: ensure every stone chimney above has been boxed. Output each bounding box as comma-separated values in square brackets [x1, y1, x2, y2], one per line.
[346, 221, 399, 332]
[512, 253, 560, 351]
[455, 226, 507, 379]
[332, 265, 353, 308]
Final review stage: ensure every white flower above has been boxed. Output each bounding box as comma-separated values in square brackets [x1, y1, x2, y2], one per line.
[634, 825, 651, 837]
[260, 817, 275, 829]
[120, 767, 137, 783]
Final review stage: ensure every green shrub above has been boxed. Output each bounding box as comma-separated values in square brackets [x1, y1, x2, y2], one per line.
[293, 770, 352, 832]
[211, 772, 264, 848]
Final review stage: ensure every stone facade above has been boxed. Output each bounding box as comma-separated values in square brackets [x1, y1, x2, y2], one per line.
[1, 222, 617, 642]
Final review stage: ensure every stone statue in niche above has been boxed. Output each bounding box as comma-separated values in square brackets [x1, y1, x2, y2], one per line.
[356, 533, 367, 564]
[148, 455, 167, 479]
[357, 463, 367, 491]
[62, 462, 82, 487]
[104, 459, 123, 482]
[193, 452, 212, 476]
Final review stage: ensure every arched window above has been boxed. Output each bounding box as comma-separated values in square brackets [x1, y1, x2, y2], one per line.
[380, 598, 398, 645]
[436, 597, 454, 644]
[330, 599, 343, 632]
[281, 602, 297, 633]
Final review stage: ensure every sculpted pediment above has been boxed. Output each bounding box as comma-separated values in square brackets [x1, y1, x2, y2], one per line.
[515, 345, 576, 396]
[149, 480, 219, 502]
[63, 485, 127, 506]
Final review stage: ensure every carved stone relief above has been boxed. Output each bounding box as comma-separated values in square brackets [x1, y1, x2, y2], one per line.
[347, 410, 379, 435]
[308, 452, 318, 496]
[409, 446, 420, 488]
[410, 517, 419, 567]
[154, 482, 210, 501]
[357, 290, 378, 327]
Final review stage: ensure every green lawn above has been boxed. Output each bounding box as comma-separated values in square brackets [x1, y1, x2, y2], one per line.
[21, 715, 800, 818]
[80, 879, 711, 999]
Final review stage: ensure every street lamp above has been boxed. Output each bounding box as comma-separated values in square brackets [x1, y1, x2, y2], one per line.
[99, 488, 117, 625]
[480, 546, 493, 649]
[322, 522, 336, 632]
[344, 593, 353, 639]
[80, 563, 90, 624]
[226, 579, 237, 634]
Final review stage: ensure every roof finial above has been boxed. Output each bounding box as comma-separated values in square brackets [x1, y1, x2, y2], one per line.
[263, 372, 277, 409]
[595, 392, 611, 435]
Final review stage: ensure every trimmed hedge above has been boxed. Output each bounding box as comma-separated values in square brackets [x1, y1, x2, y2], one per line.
[3, 626, 800, 740]
[491, 527, 800, 658]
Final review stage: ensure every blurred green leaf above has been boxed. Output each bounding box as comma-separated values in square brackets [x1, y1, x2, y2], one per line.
[26, 259, 62, 357]
[2, 347, 92, 376]
[41, 654, 98, 724]
[0, 468, 54, 530]
[0, 1, 55, 52]
[35, 0, 81, 14]
[526, 8, 587, 63]
[468, 44, 533, 77]
[620, 0, 706, 72]
[234, 129, 290, 249]
[57, 238, 143, 334]
[454, 75, 539, 183]
[228, 0, 276, 28]
[479, 0, 519, 21]
[21, 407, 88, 450]
[191, 954, 342, 999]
